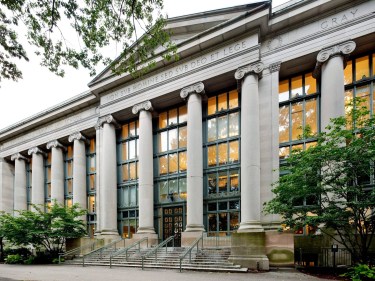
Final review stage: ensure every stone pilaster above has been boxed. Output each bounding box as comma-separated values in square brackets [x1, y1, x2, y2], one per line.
[0, 158, 14, 213]
[180, 82, 205, 234]
[235, 61, 264, 232]
[11, 153, 29, 212]
[27, 147, 47, 207]
[96, 115, 119, 237]
[46, 140, 66, 205]
[69, 132, 89, 220]
[313, 41, 356, 129]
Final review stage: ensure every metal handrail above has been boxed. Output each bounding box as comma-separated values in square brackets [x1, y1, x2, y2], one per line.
[82, 238, 125, 267]
[141, 236, 174, 270]
[109, 237, 148, 268]
[179, 233, 204, 272]
[58, 240, 103, 264]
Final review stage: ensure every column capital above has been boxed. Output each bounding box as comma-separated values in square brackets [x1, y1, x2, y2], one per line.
[235, 61, 264, 80]
[46, 140, 67, 151]
[269, 61, 281, 73]
[11, 153, 29, 162]
[132, 101, 153, 115]
[95, 114, 120, 130]
[313, 40, 356, 78]
[180, 82, 205, 100]
[27, 147, 47, 157]
[68, 132, 89, 144]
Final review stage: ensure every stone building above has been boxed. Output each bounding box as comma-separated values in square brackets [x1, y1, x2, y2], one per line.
[0, 0, 374, 268]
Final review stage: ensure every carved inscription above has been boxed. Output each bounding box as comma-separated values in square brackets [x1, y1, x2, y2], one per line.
[320, 9, 358, 30]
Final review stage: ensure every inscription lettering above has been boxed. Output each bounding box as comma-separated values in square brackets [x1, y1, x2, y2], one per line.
[321, 9, 358, 30]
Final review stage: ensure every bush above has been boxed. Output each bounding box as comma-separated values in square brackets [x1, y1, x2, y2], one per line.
[4, 247, 31, 259]
[5, 254, 24, 264]
[341, 264, 375, 281]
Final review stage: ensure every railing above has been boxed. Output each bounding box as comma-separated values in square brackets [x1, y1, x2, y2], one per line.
[141, 236, 174, 270]
[58, 239, 104, 264]
[295, 247, 352, 267]
[203, 232, 232, 248]
[179, 233, 204, 272]
[82, 238, 125, 267]
[109, 237, 148, 268]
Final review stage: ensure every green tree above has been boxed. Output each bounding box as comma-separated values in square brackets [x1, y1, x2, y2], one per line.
[0, 202, 87, 255]
[0, 0, 176, 84]
[264, 101, 375, 263]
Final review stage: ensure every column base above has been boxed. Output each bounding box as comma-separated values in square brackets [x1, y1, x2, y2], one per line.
[137, 226, 156, 234]
[132, 233, 158, 247]
[98, 229, 120, 242]
[238, 220, 264, 232]
[262, 221, 282, 231]
[181, 231, 204, 247]
[184, 224, 205, 232]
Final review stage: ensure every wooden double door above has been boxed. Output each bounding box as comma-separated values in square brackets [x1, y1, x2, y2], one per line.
[163, 206, 183, 247]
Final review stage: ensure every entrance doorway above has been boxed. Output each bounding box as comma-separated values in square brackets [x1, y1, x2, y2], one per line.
[163, 206, 183, 247]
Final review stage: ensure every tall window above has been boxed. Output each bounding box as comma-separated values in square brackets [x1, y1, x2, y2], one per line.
[64, 145, 73, 207]
[204, 89, 240, 235]
[278, 72, 319, 160]
[117, 120, 139, 238]
[155, 105, 188, 203]
[344, 52, 375, 126]
[44, 152, 51, 206]
[87, 138, 96, 237]
[26, 160, 32, 210]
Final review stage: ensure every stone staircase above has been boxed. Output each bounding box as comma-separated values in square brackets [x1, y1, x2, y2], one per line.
[66, 247, 248, 272]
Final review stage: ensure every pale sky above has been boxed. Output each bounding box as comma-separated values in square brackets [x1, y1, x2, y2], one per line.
[0, 0, 289, 131]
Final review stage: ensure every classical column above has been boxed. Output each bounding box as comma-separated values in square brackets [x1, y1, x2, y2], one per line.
[69, 132, 88, 218]
[180, 82, 205, 232]
[11, 153, 29, 212]
[235, 61, 264, 232]
[94, 125, 101, 235]
[313, 41, 356, 129]
[0, 158, 14, 213]
[27, 147, 47, 206]
[132, 101, 155, 234]
[96, 115, 119, 236]
[46, 140, 66, 205]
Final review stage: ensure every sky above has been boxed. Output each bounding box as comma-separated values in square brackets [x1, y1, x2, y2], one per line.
[0, 0, 290, 131]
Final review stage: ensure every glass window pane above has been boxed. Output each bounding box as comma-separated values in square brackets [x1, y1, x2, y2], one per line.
[169, 179, 178, 199]
[168, 153, 178, 174]
[305, 98, 317, 135]
[47, 183, 51, 198]
[89, 156, 95, 172]
[159, 156, 168, 175]
[207, 118, 217, 142]
[129, 163, 136, 180]
[208, 173, 217, 194]
[122, 164, 129, 182]
[279, 147, 290, 160]
[136, 121, 139, 136]
[228, 90, 238, 109]
[67, 179, 73, 195]
[218, 213, 227, 231]
[208, 203, 216, 211]
[122, 124, 129, 139]
[159, 131, 168, 152]
[306, 142, 317, 150]
[208, 145, 217, 167]
[304, 73, 316, 95]
[229, 112, 239, 137]
[218, 143, 228, 165]
[218, 172, 227, 193]
[279, 79, 289, 102]
[179, 105, 187, 123]
[47, 152, 51, 165]
[169, 108, 178, 126]
[218, 93, 227, 111]
[230, 212, 239, 231]
[179, 151, 187, 172]
[129, 186, 137, 205]
[129, 122, 136, 137]
[179, 178, 187, 200]
[67, 146, 73, 158]
[291, 102, 303, 140]
[159, 112, 167, 129]
[122, 143, 128, 161]
[344, 60, 353, 85]
[291, 144, 303, 153]
[89, 174, 95, 190]
[67, 162, 73, 177]
[279, 105, 290, 143]
[89, 139, 95, 153]
[66, 199, 72, 207]
[208, 96, 217, 115]
[47, 167, 51, 182]
[168, 128, 178, 150]
[88, 196, 95, 212]
[357, 85, 370, 111]
[178, 126, 187, 148]
[229, 140, 239, 163]
[345, 89, 354, 129]
[159, 181, 168, 202]
[218, 202, 227, 210]
[229, 170, 239, 192]
[291, 75, 303, 99]
[229, 200, 239, 210]
[355, 56, 369, 81]
[129, 140, 136, 159]
[218, 116, 228, 139]
[208, 214, 217, 232]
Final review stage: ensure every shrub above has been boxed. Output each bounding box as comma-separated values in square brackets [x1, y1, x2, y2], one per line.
[341, 264, 375, 281]
[5, 254, 23, 264]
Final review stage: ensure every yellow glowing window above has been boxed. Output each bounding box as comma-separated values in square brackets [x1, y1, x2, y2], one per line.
[355, 56, 369, 81]
[122, 164, 129, 182]
[229, 141, 239, 163]
[291, 102, 303, 141]
[168, 108, 178, 126]
[89, 175, 95, 190]
[304, 73, 316, 95]
[88, 196, 95, 212]
[179, 151, 187, 172]
[279, 147, 290, 160]
[208, 96, 217, 116]
[291, 75, 303, 99]
[305, 98, 317, 135]
[344, 61, 353, 85]
[279, 105, 290, 143]
[122, 124, 129, 139]
[129, 162, 137, 180]
[67, 162, 73, 177]
[179, 105, 187, 123]
[218, 93, 227, 111]
[67, 146, 73, 158]
[159, 156, 168, 175]
[89, 138, 95, 153]
[47, 167, 51, 181]
[159, 112, 168, 129]
[178, 126, 187, 148]
[47, 184, 51, 198]
[208, 145, 217, 167]
[218, 143, 228, 165]
[129, 121, 136, 137]
[168, 153, 178, 174]
[228, 90, 238, 109]
[66, 199, 72, 207]
[67, 179, 73, 195]
[279, 79, 289, 102]
[47, 152, 52, 165]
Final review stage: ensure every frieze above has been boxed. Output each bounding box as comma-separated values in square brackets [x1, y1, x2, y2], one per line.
[10, 153, 29, 162]
[234, 61, 264, 80]
[46, 140, 67, 151]
[132, 101, 153, 115]
[180, 82, 205, 99]
[27, 147, 47, 157]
